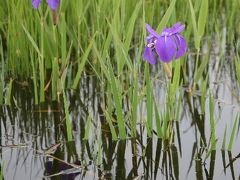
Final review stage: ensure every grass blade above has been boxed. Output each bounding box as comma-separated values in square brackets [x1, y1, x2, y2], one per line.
[145, 63, 153, 137]
[108, 61, 126, 139]
[83, 115, 92, 140]
[102, 106, 118, 140]
[198, 0, 208, 38]
[188, 0, 200, 50]
[157, 0, 176, 33]
[209, 92, 216, 150]
[5, 78, 13, 106]
[62, 88, 73, 141]
[124, 1, 141, 50]
[228, 114, 239, 151]
[71, 35, 95, 90]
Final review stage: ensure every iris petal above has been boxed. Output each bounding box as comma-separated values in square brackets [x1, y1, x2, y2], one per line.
[162, 28, 172, 36]
[32, 0, 41, 9]
[143, 47, 157, 65]
[170, 22, 185, 34]
[146, 35, 155, 44]
[155, 36, 176, 63]
[146, 24, 160, 38]
[174, 34, 187, 59]
[47, 0, 60, 10]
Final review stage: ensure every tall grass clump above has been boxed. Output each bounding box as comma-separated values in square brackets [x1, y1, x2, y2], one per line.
[0, 0, 240, 141]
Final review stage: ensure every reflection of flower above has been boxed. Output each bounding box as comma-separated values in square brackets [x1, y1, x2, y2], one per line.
[32, 0, 60, 10]
[143, 22, 187, 64]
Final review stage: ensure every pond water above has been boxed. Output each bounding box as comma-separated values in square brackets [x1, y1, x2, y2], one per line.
[1, 49, 240, 180]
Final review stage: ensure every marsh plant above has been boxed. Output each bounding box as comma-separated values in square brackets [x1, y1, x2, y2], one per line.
[1, 0, 240, 179]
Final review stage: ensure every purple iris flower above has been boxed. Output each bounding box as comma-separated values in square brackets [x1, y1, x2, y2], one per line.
[32, 0, 60, 10]
[143, 22, 187, 64]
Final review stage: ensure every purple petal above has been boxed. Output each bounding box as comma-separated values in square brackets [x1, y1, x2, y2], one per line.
[174, 34, 187, 59]
[170, 22, 185, 34]
[32, 0, 41, 9]
[146, 35, 155, 43]
[47, 0, 60, 10]
[146, 24, 159, 38]
[143, 47, 157, 65]
[155, 36, 176, 63]
[161, 28, 172, 36]
[172, 22, 182, 29]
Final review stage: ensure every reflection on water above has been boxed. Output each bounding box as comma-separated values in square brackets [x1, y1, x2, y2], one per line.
[1, 55, 240, 180]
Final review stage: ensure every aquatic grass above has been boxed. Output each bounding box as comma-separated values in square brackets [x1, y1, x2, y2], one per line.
[123, 1, 141, 51]
[62, 86, 73, 141]
[226, 0, 237, 42]
[144, 64, 153, 137]
[130, 80, 138, 138]
[0, 75, 3, 105]
[96, 135, 102, 166]
[62, 90, 73, 141]
[22, 24, 42, 60]
[71, 35, 95, 90]
[29, 51, 39, 104]
[40, 17, 46, 103]
[234, 51, 240, 84]
[198, 0, 208, 41]
[194, 51, 209, 83]
[200, 75, 208, 113]
[154, 99, 163, 138]
[130, 39, 143, 138]
[188, 0, 209, 92]
[1, 1, 240, 180]
[108, 19, 133, 75]
[227, 114, 239, 151]
[0, 36, 4, 105]
[168, 60, 181, 117]
[51, 57, 59, 100]
[188, 0, 200, 51]
[102, 106, 118, 140]
[209, 92, 216, 151]
[156, 0, 176, 33]
[188, 0, 208, 51]
[157, 60, 183, 140]
[222, 126, 227, 150]
[162, 107, 170, 140]
[142, 0, 187, 140]
[171, 60, 181, 96]
[93, 34, 128, 139]
[107, 60, 127, 139]
[22, 23, 44, 102]
[83, 115, 92, 140]
[5, 78, 13, 106]
[22, 8, 73, 101]
[175, 89, 183, 122]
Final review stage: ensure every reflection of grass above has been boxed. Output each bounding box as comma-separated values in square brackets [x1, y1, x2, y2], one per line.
[0, 163, 3, 180]
[0, 0, 239, 143]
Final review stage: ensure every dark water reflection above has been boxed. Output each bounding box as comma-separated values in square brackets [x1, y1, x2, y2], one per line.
[1, 59, 240, 179]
